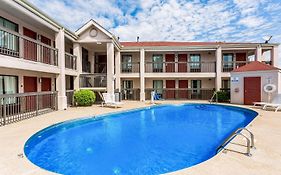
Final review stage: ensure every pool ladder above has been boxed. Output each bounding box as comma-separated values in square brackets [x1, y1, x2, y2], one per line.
[209, 91, 218, 103]
[216, 127, 255, 156]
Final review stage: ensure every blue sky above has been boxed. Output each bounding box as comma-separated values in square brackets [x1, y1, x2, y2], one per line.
[28, 0, 281, 64]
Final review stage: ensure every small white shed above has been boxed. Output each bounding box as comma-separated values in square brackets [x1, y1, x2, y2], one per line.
[230, 61, 281, 105]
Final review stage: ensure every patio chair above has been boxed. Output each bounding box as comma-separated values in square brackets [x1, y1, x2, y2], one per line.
[262, 94, 281, 112]
[253, 94, 281, 112]
[101, 93, 123, 108]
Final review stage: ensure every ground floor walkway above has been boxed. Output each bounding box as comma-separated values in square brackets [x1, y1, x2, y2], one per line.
[0, 101, 280, 175]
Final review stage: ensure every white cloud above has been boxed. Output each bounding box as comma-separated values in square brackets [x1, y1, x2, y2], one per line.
[238, 16, 265, 27]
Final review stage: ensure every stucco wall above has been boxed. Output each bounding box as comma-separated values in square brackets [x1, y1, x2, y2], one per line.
[230, 70, 281, 104]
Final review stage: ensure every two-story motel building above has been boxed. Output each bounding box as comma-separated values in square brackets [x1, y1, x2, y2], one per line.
[0, 0, 279, 117]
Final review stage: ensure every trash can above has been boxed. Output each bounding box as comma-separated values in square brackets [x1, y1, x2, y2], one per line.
[115, 92, 121, 102]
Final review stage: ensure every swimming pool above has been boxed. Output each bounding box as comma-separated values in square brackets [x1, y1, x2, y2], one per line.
[24, 104, 257, 175]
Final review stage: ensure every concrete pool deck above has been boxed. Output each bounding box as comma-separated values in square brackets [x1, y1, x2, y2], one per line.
[0, 101, 280, 175]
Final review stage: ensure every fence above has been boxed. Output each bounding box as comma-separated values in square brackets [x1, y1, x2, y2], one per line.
[145, 88, 214, 100]
[0, 91, 57, 126]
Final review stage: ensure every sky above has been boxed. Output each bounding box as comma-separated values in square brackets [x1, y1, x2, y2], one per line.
[28, 0, 281, 64]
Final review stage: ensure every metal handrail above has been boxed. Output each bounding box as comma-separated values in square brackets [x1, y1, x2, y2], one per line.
[216, 127, 254, 156]
[209, 91, 218, 103]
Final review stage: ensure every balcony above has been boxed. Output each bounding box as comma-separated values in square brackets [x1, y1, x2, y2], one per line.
[121, 62, 140, 73]
[80, 73, 107, 88]
[65, 53, 77, 70]
[222, 61, 251, 72]
[0, 26, 58, 66]
[145, 61, 216, 73]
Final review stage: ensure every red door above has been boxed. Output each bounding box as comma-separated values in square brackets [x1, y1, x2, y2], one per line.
[236, 53, 247, 68]
[41, 78, 52, 109]
[41, 35, 51, 64]
[166, 80, 175, 99]
[244, 77, 261, 105]
[24, 76, 37, 111]
[179, 80, 188, 99]
[23, 27, 37, 61]
[165, 54, 175, 72]
[178, 54, 187, 72]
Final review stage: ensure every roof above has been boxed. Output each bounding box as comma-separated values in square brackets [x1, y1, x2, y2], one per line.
[232, 61, 280, 72]
[120, 41, 223, 47]
[14, 0, 77, 39]
[119, 41, 278, 47]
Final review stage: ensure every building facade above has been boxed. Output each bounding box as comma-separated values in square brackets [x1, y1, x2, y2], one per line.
[0, 0, 279, 114]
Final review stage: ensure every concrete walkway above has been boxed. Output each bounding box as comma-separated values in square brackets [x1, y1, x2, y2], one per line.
[0, 101, 280, 175]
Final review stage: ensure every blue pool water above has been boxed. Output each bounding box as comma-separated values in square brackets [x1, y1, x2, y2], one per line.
[24, 104, 257, 175]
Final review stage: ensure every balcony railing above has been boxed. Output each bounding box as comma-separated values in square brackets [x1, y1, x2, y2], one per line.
[65, 53, 77, 70]
[145, 88, 214, 100]
[145, 61, 216, 73]
[222, 61, 251, 72]
[0, 26, 58, 66]
[80, 73, 107, 88]
[121, 88, 140, 100]
[0, 91, 57, 126]
[121, 62, 140, 73]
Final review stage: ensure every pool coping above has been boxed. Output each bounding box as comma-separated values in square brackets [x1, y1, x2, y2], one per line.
[24, 103, 258, 175]
[1, 100, 281, 175]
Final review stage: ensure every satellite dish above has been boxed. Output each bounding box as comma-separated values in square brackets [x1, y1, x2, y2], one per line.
[262, 36, 272, 43]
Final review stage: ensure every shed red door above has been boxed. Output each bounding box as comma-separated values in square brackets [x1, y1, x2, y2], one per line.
[165, 54, 175, 72]
[41, 78, 52, 109]
[165, 80, 175, 99]
[41, 35, 52, 64]
[24, 76, 37, 111]
[178, 54, 187, 72]
[179, 80, 188, 99]
[23, 27, 37, 61]
[244, 77, 261, 105]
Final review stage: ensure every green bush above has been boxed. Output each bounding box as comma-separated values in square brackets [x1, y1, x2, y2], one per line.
[74, 90, 96, 106]
[216, 91, 230, 102]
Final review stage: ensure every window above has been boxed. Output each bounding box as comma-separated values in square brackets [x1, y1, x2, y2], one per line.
[153, 80, 163, 97]
[122, 80, 133, 100]
[189, 54, 201, 71]
[223, 53, 234, 68]
[0, 75, 18, 104]
[0, 16, 19, 53]
[152, 55, 163, 72]
[222, 79, 230, 89]
[82, 48, 90, 73]
[191, 80, 201, 94]
[121, 55, 132, 72]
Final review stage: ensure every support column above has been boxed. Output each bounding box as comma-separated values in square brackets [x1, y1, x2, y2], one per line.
[115, 50, 121, 91]
[73, 43, 82, 90]
[140, 48, 145, 101]
[215, 46, 222, 91]
[256, 45, 262, 62]
[55, 29, 67, 110]
[271, 45, 279, 67]
[107, 42, 115, 94]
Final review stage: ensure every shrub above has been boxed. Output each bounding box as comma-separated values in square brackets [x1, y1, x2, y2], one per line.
[74, 90, 96, 106]
[216, 91, 230, 102]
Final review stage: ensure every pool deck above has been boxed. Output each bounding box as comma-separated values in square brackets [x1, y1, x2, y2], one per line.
[0, 101, 281, 175]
